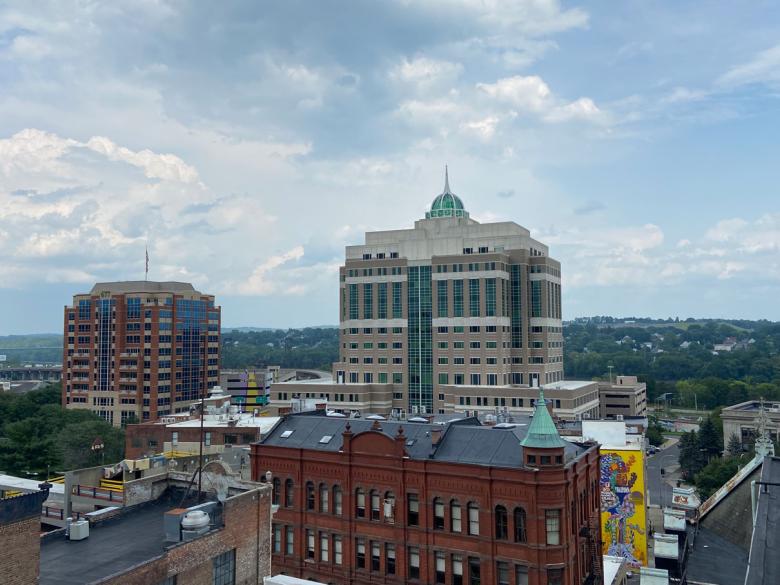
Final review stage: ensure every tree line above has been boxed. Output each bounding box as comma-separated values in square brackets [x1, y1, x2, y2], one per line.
[0, 383, 124, 478]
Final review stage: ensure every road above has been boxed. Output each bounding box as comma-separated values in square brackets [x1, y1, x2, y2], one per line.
[646, 442, 680, 508]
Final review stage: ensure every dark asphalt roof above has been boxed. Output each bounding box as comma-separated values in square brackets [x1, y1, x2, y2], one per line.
[261, 414, 590, 468]
[40, 491, 209, 585]
[745, 456, 780, 585]
[686, 525, 749, 585]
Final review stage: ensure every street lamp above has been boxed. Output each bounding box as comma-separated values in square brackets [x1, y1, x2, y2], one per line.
[91, 437, 105, 465]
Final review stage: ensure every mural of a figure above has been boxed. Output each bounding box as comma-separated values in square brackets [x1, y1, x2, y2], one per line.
[600, 450, 647, 567]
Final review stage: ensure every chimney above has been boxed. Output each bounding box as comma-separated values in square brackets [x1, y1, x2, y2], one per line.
[315, 402, 327, 412]
[342, 422, 353, 453]
[278, 406, 292, 416]
[430, 428, 443, 445]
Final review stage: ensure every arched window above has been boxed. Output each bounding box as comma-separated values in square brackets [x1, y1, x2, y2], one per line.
[451, 500, 462, 533]
[384, 491, 396, 522]
[333, 485, 343, 515]
[514, 507, 527, 543]
[306, 481, 315, 511]
[284, 479, 294, 508]
[319, 483, 329, 513]
[467, 502, 479, 535]
[272, 478, 281, 506]
[370, 490, 381, 521]
[356, 488, 366, 518]
[495, 505, 508, 540]
[433, 497, 445, 530]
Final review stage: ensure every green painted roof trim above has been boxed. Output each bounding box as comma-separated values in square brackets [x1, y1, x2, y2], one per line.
[520, 387, 568, 449]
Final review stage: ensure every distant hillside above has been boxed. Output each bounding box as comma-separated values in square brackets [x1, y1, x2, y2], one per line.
[0, 334, 63, 364]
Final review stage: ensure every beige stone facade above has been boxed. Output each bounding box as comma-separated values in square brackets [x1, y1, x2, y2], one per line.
[597, 376, 648, 419]
[271, 176, 569, 418]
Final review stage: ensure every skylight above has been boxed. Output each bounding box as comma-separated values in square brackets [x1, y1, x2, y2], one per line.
[319, 435, 333, 444]
[280, 430, 294, 438]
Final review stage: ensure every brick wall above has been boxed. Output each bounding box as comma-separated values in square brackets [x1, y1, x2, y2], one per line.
[98, 485, 272, 584]
[0, 515, 41, 585]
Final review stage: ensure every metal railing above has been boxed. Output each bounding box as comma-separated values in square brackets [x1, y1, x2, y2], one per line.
[42, 506, 82, 520]
[72, 484, 124, 502]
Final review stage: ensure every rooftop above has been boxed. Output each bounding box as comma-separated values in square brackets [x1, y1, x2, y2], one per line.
[745, 456, 780, 585]
[686, 525, 749, 585]
[40, 489, 217, 585]
[166, 413, 281, 429]
[261, 410, 590, 468]
[84, 281, 206, 296]
[541, 380, 598, 391]
[723, 400, 780, 413]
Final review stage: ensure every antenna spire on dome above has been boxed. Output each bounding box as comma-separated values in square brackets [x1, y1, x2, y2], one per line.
[444, 165, 450, 193]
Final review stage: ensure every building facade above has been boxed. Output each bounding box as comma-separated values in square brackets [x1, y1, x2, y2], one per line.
[597, 376, 648, 419]
[252, 391, 602, 585]
[722, 400, 780, 450]
[271, 171, 564, 418]
[62, 281, 220, 426]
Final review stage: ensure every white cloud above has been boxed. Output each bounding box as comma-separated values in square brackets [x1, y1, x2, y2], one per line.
[477, 75, 552, 111]
[477, 76, 604, 124]
[459, 116, 500, 141]
[718, 44, 780, 87]
[545, 97, 602, 123]
[390, 57, 463, 90]
[236, 246, 305, 295]
[85, 136, 200, 184]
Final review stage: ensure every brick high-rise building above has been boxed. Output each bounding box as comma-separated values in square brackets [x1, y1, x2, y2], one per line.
[272, 169, 564, 418]
[62, 281, 220, 426]
[252, 389, 602, 585]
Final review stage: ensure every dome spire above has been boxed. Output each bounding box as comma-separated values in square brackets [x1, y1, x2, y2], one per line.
[520, 386, 568, 449]
[425, 165, 469, 220]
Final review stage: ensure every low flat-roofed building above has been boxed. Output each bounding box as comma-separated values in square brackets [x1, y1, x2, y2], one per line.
[40, 471, 272, 585]
[598, 376, 647, 419]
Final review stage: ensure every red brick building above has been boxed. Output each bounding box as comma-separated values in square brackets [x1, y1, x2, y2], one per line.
[251, 391, 602, 585]
[62, 281, 220, 426]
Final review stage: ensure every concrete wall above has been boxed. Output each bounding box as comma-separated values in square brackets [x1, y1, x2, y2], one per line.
[123, 474, 171, 507]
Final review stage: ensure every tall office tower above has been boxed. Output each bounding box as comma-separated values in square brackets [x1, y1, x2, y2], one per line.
[278, 169, 563, 418]
[62, 281, 221, 426]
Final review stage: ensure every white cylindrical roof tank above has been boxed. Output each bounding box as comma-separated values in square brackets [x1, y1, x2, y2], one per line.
[181, 510, 210, 530]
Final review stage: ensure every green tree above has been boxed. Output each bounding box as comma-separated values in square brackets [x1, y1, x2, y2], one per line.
[678, 430, 706, 479]
[646, 418, 665, 447]
[694, 457, 741, 500]
[698, 416, 722, 459]
[726, 434, 743, 457]
[0, 383, 125, 477]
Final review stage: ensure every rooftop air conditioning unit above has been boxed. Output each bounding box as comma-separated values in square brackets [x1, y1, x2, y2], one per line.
[69, 520, 89, 541]
[181, 510, 210, 541]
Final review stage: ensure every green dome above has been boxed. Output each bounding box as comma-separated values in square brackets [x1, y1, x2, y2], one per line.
[425, 166, 469, 219]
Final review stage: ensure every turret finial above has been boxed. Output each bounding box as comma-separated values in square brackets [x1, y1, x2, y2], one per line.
[444, 165, 450, 193]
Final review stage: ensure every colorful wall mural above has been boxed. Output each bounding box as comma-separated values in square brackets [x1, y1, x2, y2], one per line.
[600, 448, 648, 567]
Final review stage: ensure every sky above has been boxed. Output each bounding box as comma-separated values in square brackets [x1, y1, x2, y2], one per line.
[1, 1, 780, 335]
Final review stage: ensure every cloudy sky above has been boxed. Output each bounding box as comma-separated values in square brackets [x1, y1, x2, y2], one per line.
[2, 1, 780, 334]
